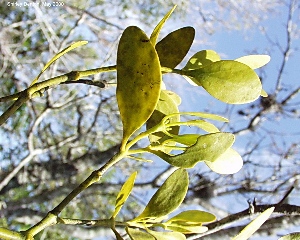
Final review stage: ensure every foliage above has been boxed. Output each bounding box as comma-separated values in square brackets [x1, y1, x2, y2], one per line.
[1, 4, 298, 240]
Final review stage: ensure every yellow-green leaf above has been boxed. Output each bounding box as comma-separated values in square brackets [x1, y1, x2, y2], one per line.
[30, 40, 88, 86]
[235, 55, 270, 69]
[147, 229, 186, 240]
[183, 50, 221, 70]
[155, 27, 195, 68]
[279, 233, 300, 240]
[166, 210, 216, 224]
[126, 227, 155, 240]
[117, 26, 162, 149]
[146, 90, 181, 147]
[232, 207, 274, 240]
[133, 168, 188, 221]
[261, 89, 268, 97]
[186, 60, 262, 104]
[112, 171, 137, 218]
[163, 224, 208, 234]
[205, 148, 243, 174]
[149, 132, 235, 168]
[150, 5, 177, 45]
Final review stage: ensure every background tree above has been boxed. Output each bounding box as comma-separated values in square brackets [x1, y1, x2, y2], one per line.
[0, 0, 299, 239]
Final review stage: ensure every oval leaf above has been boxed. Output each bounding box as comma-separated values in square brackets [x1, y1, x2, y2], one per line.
[126, 227, 155, 240]
[156, 27, 195, 69]
[163, 224, 208, 234]
[205, 148, 243, 174]
[187, 60, 262, 104]
[147, 229, 186, 240]
[113, 171, 137, 218]
[183, 50, 221, 70]
[235, 55, 270, 69]
[150, 132, 235, 168]
[232, 207, 274, 240]
[133, 168, 188, 221]
[146, 90, 181, 146]
[167, 210, 216, 224]
[117, 26, 162, 148]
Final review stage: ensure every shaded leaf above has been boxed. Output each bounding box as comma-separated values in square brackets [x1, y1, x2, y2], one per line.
[232, 207, 274, 240]
[147, 229, 186, 240]
[156, 27, 195, 68]
[235, 55, 270, 69]
[279, 233, 300, 240]
[112, 172, 137, 218]
[205, 148, 243, 174]
[149, 133, 235, 168]
[126, 227, 155, 240]
[150, 5, 177, 45]
[166, 210, 216, 224]
[30, 41, 88, 86]
[146, 90, 181, 147]
[165, 134, 200, 146]
[186, 60, 262, 104]
[117, 26, 162, 148]
[133, 168, 188, 221]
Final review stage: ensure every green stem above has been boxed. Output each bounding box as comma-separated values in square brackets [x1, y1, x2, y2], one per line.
[23, 150, 126, 238]
[0, 228, 25, 240]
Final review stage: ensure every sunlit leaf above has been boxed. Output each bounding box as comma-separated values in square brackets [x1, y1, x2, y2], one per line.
[117, 26, 162, 149]
[149, 133, 235, 168]
[163, 112, 228, 123]
[279, 232, 300, 240]
[112, 172, 137, 218]
[30, 41, 88, 86]
[183, 50, 221, 70]
[133, 168, 188, 221]
[147, 228, 186, 240]
[146, 90, 181, 148]
[205, 148, 243, 174]
[261, 89, 268, 97]
[232, 207, 274, 240]
[163, 224, 208, 234]
[166, 210, 216, 224]
[150, 5, 177, 45]
[126, 227, 155, 240]
[235, 55, 270, 69]
[182, 50, 221, 86]
[185, 60, 262, 104]
[155, 27, 195, 68]
[173, 120, 219, 133]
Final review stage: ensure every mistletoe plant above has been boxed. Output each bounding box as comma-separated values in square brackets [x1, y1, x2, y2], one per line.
[0, 5, 277, 240]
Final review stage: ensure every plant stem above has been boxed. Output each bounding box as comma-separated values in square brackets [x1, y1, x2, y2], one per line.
[23, 150, 126, 238]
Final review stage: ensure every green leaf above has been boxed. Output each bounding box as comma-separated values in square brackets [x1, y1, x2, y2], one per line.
[232, 207, 274, 240]
[126, 227, 155, 240]
[186, 60, 262, 104]
[30, 41, 88, 86]
[183, 50, 221, 70]
[163, 224, 208, 234]
[149, 132, 235, 168]
[168, 120, 219, 133]
[165, 134, 200, 146]
[150, 5, 177, 45]
[166, 210, 216, 224]
[279, 233, 300, 240]
[146, 90, 181, 147]
[133, 168, 188, 221]
[112, 171, 137, 218]
[147, 229, 186, 240]
[205, 148, 243, 174]
[261, 89, 268, 97]
[182, 50, 221, 86]
[235, 55, 270, 69]
[163, 112, 228, 123]
[155, 27, 195, 68]
[117, 26, 162, 149]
